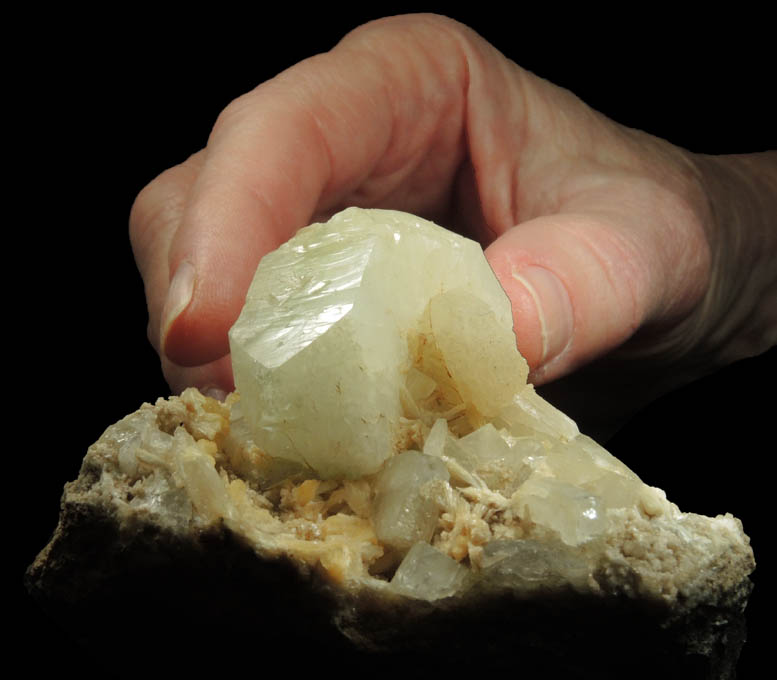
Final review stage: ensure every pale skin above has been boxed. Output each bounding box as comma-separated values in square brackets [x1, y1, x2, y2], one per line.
[130, 15, 777, 434]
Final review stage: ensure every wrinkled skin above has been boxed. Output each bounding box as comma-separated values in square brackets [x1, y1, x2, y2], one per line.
[130, 14, 776, 437]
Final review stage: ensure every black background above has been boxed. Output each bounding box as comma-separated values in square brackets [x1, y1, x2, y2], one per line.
[17, 7, 774, 677]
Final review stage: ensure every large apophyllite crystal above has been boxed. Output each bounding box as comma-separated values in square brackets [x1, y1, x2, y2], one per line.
[229, 207, 529, 480]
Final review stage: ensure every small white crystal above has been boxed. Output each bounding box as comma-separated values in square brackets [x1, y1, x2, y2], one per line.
[98, 403, 234, 525]
[496, 385, 579, 441]
[512, 476, 608, 546]
[372, 450, 450, 552]
[422, 418, 449, 459]
[390, 541, 469, 600]
[479, 539, 590, 591]
[450, 423, 539, 493]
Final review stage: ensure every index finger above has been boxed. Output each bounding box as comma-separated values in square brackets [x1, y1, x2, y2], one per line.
[161, 15, 473, 368]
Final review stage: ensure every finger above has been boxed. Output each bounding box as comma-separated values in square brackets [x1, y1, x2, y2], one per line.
[487, 214, 642, 383]
[160, 15, 474, 368]
[159, 352, 234, 398]
[487, 183, 710, 385]
[130, 150, 206, 356]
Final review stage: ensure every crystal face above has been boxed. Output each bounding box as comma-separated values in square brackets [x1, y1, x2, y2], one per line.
[229, 207, 525, 479]
[373, 450, 450, 551]
[390, 542, 470, 600]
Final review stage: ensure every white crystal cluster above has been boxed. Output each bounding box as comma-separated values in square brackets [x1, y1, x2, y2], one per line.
[97, 396, 234, 526]
[225, 208, 682, 600]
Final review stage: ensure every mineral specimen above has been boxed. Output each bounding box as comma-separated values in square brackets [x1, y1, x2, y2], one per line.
[27, 208, 755, 679]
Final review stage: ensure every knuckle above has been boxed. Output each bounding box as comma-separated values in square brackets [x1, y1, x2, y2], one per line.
[129, 156, 201, 268]
[208, 90, 260, 146]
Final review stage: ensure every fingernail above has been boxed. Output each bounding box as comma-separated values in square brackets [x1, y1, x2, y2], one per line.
[160, 260, 195, 354]
[511, 265, 574, 366]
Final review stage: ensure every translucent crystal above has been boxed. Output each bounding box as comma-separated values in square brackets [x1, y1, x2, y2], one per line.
[449, 423, 540, 493]
[512, 476, 608, 546]
[426, 288, 527, 420]
[229, 208, 523, 478]
[390, 542, 469, 600]
[372, 450, 450, 552]
[496, 384, 579, 441]
[542, 434, 644, 510]
[100, 406, 233, 523]
[221, 399, 306, 489]
[479, 539, 590, 591]
[421, 418, 449, 459]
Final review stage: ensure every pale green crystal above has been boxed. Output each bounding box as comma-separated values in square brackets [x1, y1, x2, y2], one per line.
[390, 542, 470, 600]
[372, 450, 450, 552]
[427, 288, 527, 419]
[448, 423, 539, 493]
[229, 207, 524, 479]
[479, 539, 590, 591]
[512, 475, 609, 546]
[495, 384, 579, 441]
[543, 434, 643, 509]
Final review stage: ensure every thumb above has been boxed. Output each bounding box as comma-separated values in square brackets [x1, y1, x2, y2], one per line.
[486, 213, 659, 385]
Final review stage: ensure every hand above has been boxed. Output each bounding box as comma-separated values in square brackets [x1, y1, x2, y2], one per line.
[130, 14, 776, 435]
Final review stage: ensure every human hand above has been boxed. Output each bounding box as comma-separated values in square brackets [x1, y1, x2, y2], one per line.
[130, 14, 776, 434]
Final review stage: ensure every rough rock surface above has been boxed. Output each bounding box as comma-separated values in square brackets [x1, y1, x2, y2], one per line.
[27, 389, 754, 679]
